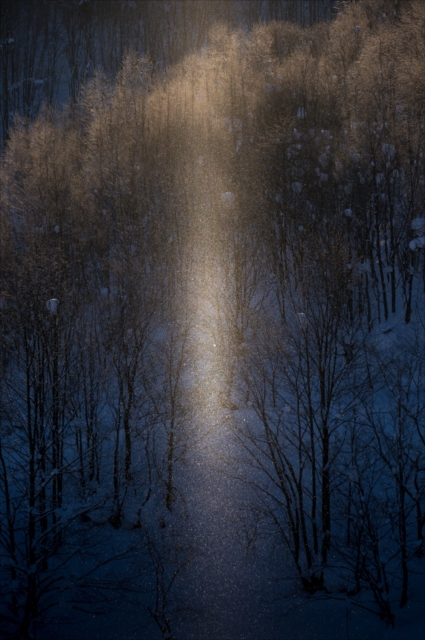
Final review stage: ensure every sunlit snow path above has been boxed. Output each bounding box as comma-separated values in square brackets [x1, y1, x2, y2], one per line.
[168, 232, 278, 639]
[176, 414, 266, 639]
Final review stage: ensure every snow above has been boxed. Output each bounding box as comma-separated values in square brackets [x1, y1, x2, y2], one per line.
[1, 7, 425, 640]
[409, 236, 425, 251]
[221, 191, 235, 207]
[357, 262, 371, 272]
[411, 218, 425, 235]
[46, 298, 59, 313]
[382, 143, 395, 160]
[297, 312, 307, 326]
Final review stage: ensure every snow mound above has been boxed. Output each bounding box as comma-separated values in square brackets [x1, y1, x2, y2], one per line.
[411, 218, 425, 236]
[409, 236, 425, 251]
[46, 298, 59, 314]
[221, 192, 235, 207]
[382, 143, 395, 160]
[357, 262, 371, 273]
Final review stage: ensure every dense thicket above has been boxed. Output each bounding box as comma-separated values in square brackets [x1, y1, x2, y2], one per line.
[0, 0, 333, 144]
[0, 0, 424, 637]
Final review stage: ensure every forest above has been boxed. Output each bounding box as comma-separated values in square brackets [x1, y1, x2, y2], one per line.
[0, 1, 424, 639]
